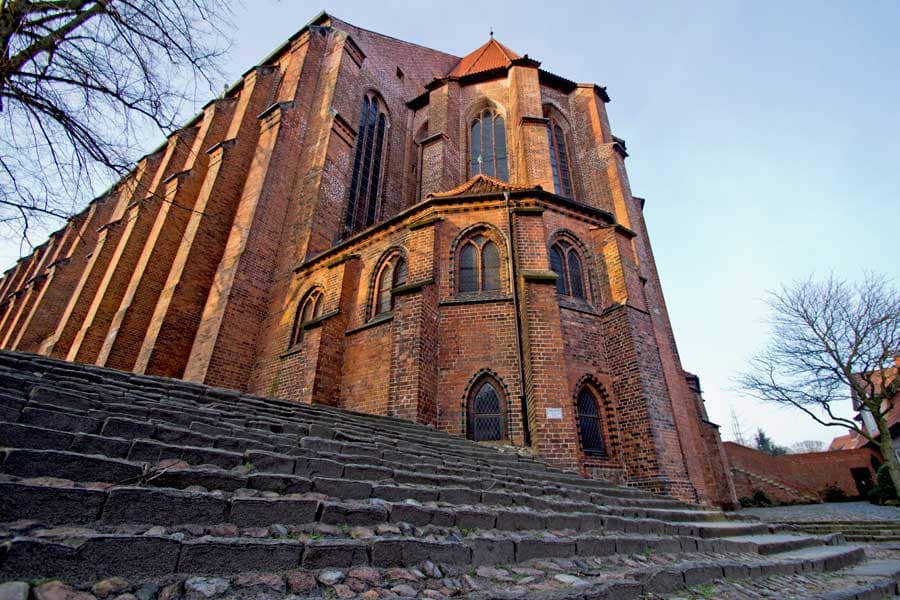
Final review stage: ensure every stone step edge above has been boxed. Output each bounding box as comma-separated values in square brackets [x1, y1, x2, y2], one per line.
[2, 354, 720, 509]
[633, 557, 895, 600]
[0, 479, 766, 541]
[0, 447, 720, 525]
[0, 534, 866, 586]
[0, 403, 694, 506]
[0, 353, 715, 508]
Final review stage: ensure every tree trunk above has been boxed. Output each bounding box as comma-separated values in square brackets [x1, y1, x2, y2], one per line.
[876, 415, 900, 498]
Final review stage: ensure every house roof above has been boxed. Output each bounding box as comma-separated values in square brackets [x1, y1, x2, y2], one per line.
[447, 37, 523, 78]
[427, 174, 539, 199]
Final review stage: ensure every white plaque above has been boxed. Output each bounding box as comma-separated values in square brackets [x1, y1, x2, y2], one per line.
[546, 407, 563, 420]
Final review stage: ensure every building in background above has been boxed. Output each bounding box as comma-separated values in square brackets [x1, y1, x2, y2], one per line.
[830, 357, 900, 462]
[0, 12, 735, 507]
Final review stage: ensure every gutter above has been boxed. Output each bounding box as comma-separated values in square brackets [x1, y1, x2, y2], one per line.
[505, 191, 531, 446]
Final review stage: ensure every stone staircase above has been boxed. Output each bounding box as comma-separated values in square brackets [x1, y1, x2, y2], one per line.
[776, 520, 900, 543]
[0, 350, 898, 599]
[731, 465, 820, 505]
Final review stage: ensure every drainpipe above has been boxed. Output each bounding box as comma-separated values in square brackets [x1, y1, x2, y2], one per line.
[505, 191, 532, 447]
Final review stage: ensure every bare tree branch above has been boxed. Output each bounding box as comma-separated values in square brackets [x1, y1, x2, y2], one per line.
[737, 273, 900, 496]
[0, 0, 234, 244]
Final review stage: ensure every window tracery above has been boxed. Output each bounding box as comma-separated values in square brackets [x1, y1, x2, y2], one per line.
[468, 378, 506, 441]
[290, 288, 325, 347]
[373, 253, 408, 317]
[458, 234, 502, 294]
[469, 108, 508, 181]
[344, 93, 388, 237]
[548, 240, 586, 300]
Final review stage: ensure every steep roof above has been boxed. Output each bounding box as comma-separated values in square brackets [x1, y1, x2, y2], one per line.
[447, 37, 522, 78]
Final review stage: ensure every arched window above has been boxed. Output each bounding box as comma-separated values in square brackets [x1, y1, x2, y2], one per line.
[546, 119, 573, 197]
[344, 93, 388, 237]
[470, 108, 508, 181]
[548, 240, 586, 300]
[373, 254, 407, 317]
[468, 379, 506, 441]
[457, 234, 504, 294]
[576, 386, 605, 456]
[291, 288, 325, 347]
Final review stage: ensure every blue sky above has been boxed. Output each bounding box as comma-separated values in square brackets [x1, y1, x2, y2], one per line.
[3, 1, 897, 447]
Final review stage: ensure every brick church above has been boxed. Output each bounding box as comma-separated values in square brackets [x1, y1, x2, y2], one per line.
[0, 12, 736, 507]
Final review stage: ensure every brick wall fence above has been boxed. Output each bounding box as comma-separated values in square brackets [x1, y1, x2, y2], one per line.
[724, 441, 881, 503]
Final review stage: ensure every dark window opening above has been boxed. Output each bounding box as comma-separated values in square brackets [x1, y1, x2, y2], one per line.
[547, 120, 573, 197]
[374, 254, 408, 317]
[549, 240, 587, 301]
[344, 94, 388, 237]
[468, 380, 505, 441]
[457, 234, 504, 294]
[470, 108, 508, 181]
[577, 387, 605, 456]
[291, 289, 325, 347]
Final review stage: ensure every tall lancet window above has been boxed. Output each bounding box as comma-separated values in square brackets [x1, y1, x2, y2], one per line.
[469, 108, 508, 181]
[344, 93, 388, 237]
[546, 119, 573, 197]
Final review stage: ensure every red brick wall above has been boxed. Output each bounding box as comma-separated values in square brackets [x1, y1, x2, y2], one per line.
[725, 441, 880, 501]
[0, 12, 738, 504]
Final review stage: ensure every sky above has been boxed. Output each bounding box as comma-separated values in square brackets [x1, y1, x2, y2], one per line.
[2, 1, 898, 448]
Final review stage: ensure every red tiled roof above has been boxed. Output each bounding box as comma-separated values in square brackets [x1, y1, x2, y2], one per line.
[447, 37, 522, 78]
[828, 433, 857, 451]
[427, 174, 538, 199]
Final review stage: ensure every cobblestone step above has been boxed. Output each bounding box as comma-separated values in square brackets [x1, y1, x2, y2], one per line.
[776, 520, 900, 543]
[0, 527, 866, 588]
[0, 383, 706, 513]
[0, 349, 880, 597]
[0, 471, 745, 539]
[643, 554, 899, 600]
[0, 363, 703, 507]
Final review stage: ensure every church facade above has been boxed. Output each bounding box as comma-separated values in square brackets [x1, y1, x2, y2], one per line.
[0, 13, 736, 507]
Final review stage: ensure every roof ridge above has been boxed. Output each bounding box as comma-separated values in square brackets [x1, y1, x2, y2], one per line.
[427, 174, 539, 199]
[447, 36, 526, 78]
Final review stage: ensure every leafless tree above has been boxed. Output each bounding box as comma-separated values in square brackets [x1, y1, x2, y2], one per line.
[737, 273, 900, 496]
[0, 0, 234, 250]
[790, 440, 825, 454]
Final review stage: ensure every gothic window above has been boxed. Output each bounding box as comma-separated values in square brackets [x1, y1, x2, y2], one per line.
[548, 240, 586, 300]
[373, 254, 408, 317]
[546, 120, 573, 197]
[457, 234, 503, 294]
[469, 108, 508, 181]
[291, 288, 325, 347]
[344, 93, 388, 237]
[468, 379, 506, 441]
[576, 386, 605, 457]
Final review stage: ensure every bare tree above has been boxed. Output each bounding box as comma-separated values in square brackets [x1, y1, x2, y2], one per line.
[0, 0, 234, 250]
[790, 440, 825, 454]
[737, 273, 900, 496]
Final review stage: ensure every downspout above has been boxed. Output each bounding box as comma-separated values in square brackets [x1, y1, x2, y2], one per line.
[505, 191, 531, 446]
